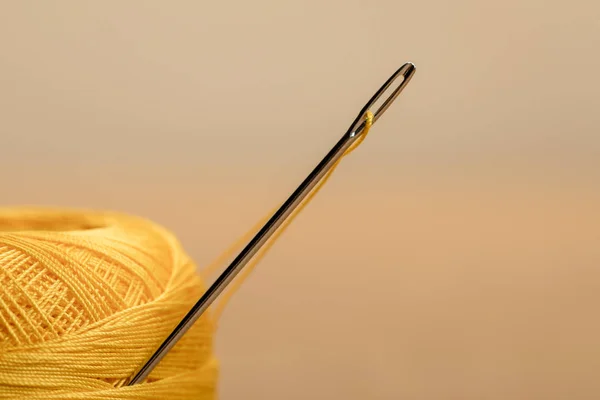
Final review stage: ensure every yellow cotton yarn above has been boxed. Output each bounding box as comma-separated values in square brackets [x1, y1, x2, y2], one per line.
[0, 111, 374, 399]
[0, 208, 218, 399]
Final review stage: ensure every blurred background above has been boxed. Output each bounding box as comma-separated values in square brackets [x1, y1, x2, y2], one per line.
[1, 1, 599, 399]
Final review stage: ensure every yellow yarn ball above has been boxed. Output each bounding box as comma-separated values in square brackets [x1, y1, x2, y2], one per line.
[0, 208, 218, 399]
[0, 110, 378, 399]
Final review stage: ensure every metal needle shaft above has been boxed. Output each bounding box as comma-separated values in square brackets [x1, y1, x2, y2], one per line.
[127, 62, 416, 385]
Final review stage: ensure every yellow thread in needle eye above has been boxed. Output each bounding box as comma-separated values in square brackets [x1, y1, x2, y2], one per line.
[207, 110, 375, 321]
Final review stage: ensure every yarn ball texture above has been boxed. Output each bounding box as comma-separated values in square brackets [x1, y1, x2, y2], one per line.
[0, 208, 217, 399]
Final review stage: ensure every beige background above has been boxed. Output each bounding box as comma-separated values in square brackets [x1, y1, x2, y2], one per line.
[1, 1, 599, 399]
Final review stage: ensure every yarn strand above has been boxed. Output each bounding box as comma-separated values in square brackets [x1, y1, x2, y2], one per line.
[203, 111, 374, 321]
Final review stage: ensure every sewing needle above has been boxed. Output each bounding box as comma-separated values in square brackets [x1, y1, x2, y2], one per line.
[127, 62, 416, 385]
